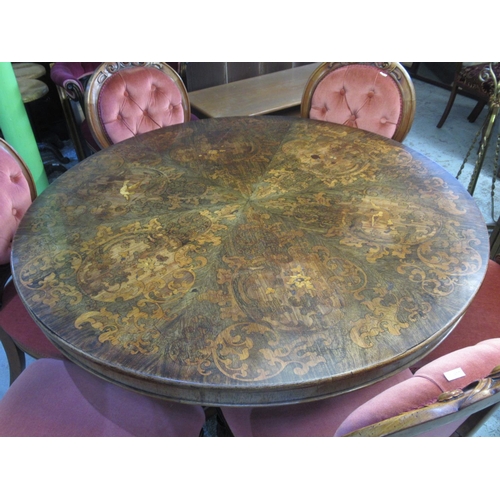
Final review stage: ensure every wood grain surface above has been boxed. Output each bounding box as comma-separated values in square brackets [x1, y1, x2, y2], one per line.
[11, 116, 490, 406]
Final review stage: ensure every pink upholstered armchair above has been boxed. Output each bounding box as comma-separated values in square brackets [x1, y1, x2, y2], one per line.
[301, 62, 416, 142]
[0, 139, 66, 385]
[85, 62, 192, 150]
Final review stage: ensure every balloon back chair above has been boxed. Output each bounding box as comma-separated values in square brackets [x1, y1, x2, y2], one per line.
[437, 62, 500, 128]
[85, 62, 191, 150]
[0, 139, 66, 385]
[300, 62, 416, 142]
[220, 217, 500, 437]
[0, 357, 206, 436]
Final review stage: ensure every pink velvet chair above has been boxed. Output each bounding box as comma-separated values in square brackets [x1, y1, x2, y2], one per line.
[336, 339, 500, 437]
[0, 358, 206, 436]
[85, 62, 192, 150]
[301, 62, 416, 142]
[0, 139, 67, 385]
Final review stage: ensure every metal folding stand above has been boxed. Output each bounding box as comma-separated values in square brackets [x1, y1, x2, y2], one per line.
[456, 63, 500, 230]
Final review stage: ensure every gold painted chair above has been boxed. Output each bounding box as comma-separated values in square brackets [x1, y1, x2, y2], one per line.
[301, 62, 416, 142]
[85, 62, 191, 150]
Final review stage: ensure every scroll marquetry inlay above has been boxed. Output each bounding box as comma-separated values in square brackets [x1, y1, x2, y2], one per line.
[12, 117, 489, 406]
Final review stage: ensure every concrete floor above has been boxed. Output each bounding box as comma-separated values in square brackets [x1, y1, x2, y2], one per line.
[1, 75, 499, 436]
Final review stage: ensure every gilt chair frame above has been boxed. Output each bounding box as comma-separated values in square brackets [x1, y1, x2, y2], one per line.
[300, 62, 416, 143]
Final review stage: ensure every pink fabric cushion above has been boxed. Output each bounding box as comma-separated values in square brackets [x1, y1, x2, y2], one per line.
[309, 64, 402, 139]
[0, 358, 206, 436]
[412, 259, 500, 370]
[0, 146, 32, 265]
[0, 281, 65, 359]
[220, 368, 412, 437]
[98, 66, 185, 145]
[335, 338, 500, 436]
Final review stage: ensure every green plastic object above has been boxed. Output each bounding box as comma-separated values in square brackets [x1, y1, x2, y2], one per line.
[0, 62, 48, 194]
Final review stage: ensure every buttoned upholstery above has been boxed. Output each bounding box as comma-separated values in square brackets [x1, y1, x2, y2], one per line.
[0, 358, 206, 436]
[0, 139, 65, 385]
[85, 63, 191, 150]
[301, 62, 416, 142]
[0, 141, 34, 265]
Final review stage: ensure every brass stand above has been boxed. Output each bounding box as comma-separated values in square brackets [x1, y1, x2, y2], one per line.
[456, 63, 500, 228]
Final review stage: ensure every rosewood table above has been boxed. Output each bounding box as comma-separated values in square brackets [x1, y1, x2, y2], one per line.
[11, 116, 490, 406]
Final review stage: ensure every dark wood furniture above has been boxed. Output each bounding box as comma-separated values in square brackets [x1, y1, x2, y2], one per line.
[188, 63, 321, 118]
[11, 116, 490, 407]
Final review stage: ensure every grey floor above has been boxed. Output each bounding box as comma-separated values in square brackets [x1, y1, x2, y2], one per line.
[1, 76, 499, 436]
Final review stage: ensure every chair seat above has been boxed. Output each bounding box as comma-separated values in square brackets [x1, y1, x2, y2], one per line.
[0, 281, 64, 359]
[220, 368, 412, 437]
[0, 358, 206, 436]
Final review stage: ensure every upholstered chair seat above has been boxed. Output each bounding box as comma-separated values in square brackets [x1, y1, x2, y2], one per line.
[220, 369, 413, 437]
[0, 358, 205, 436]
[301, 62, 416, 142]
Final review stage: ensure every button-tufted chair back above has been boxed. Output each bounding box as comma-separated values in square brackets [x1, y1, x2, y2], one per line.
[85, 62, 191, 150]
[301, 62, 416, 142]
[0, 139, 36, 266]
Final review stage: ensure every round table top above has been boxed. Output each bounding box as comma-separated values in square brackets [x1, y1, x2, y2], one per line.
[12, 116, 490, 406]
[13, 62, 46, 80]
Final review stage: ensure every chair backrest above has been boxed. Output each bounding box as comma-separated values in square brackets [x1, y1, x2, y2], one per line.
[0, 139, 36, 266]
[335, 338, 500, 437]
[85, 62, 191, 149]
[301, 62, 416, 142]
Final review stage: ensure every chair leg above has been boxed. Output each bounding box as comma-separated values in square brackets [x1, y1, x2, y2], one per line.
[437, 84, 459, 128]
[0, 327, 26, 385]
[467, 100, 487, 123]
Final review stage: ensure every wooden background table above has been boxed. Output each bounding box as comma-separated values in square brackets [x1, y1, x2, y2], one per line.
[12, 117, 490, 406]
[188, 63, 321, 118]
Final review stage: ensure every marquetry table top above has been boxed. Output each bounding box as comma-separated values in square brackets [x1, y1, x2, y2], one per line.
[12, 116, 490, 406]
